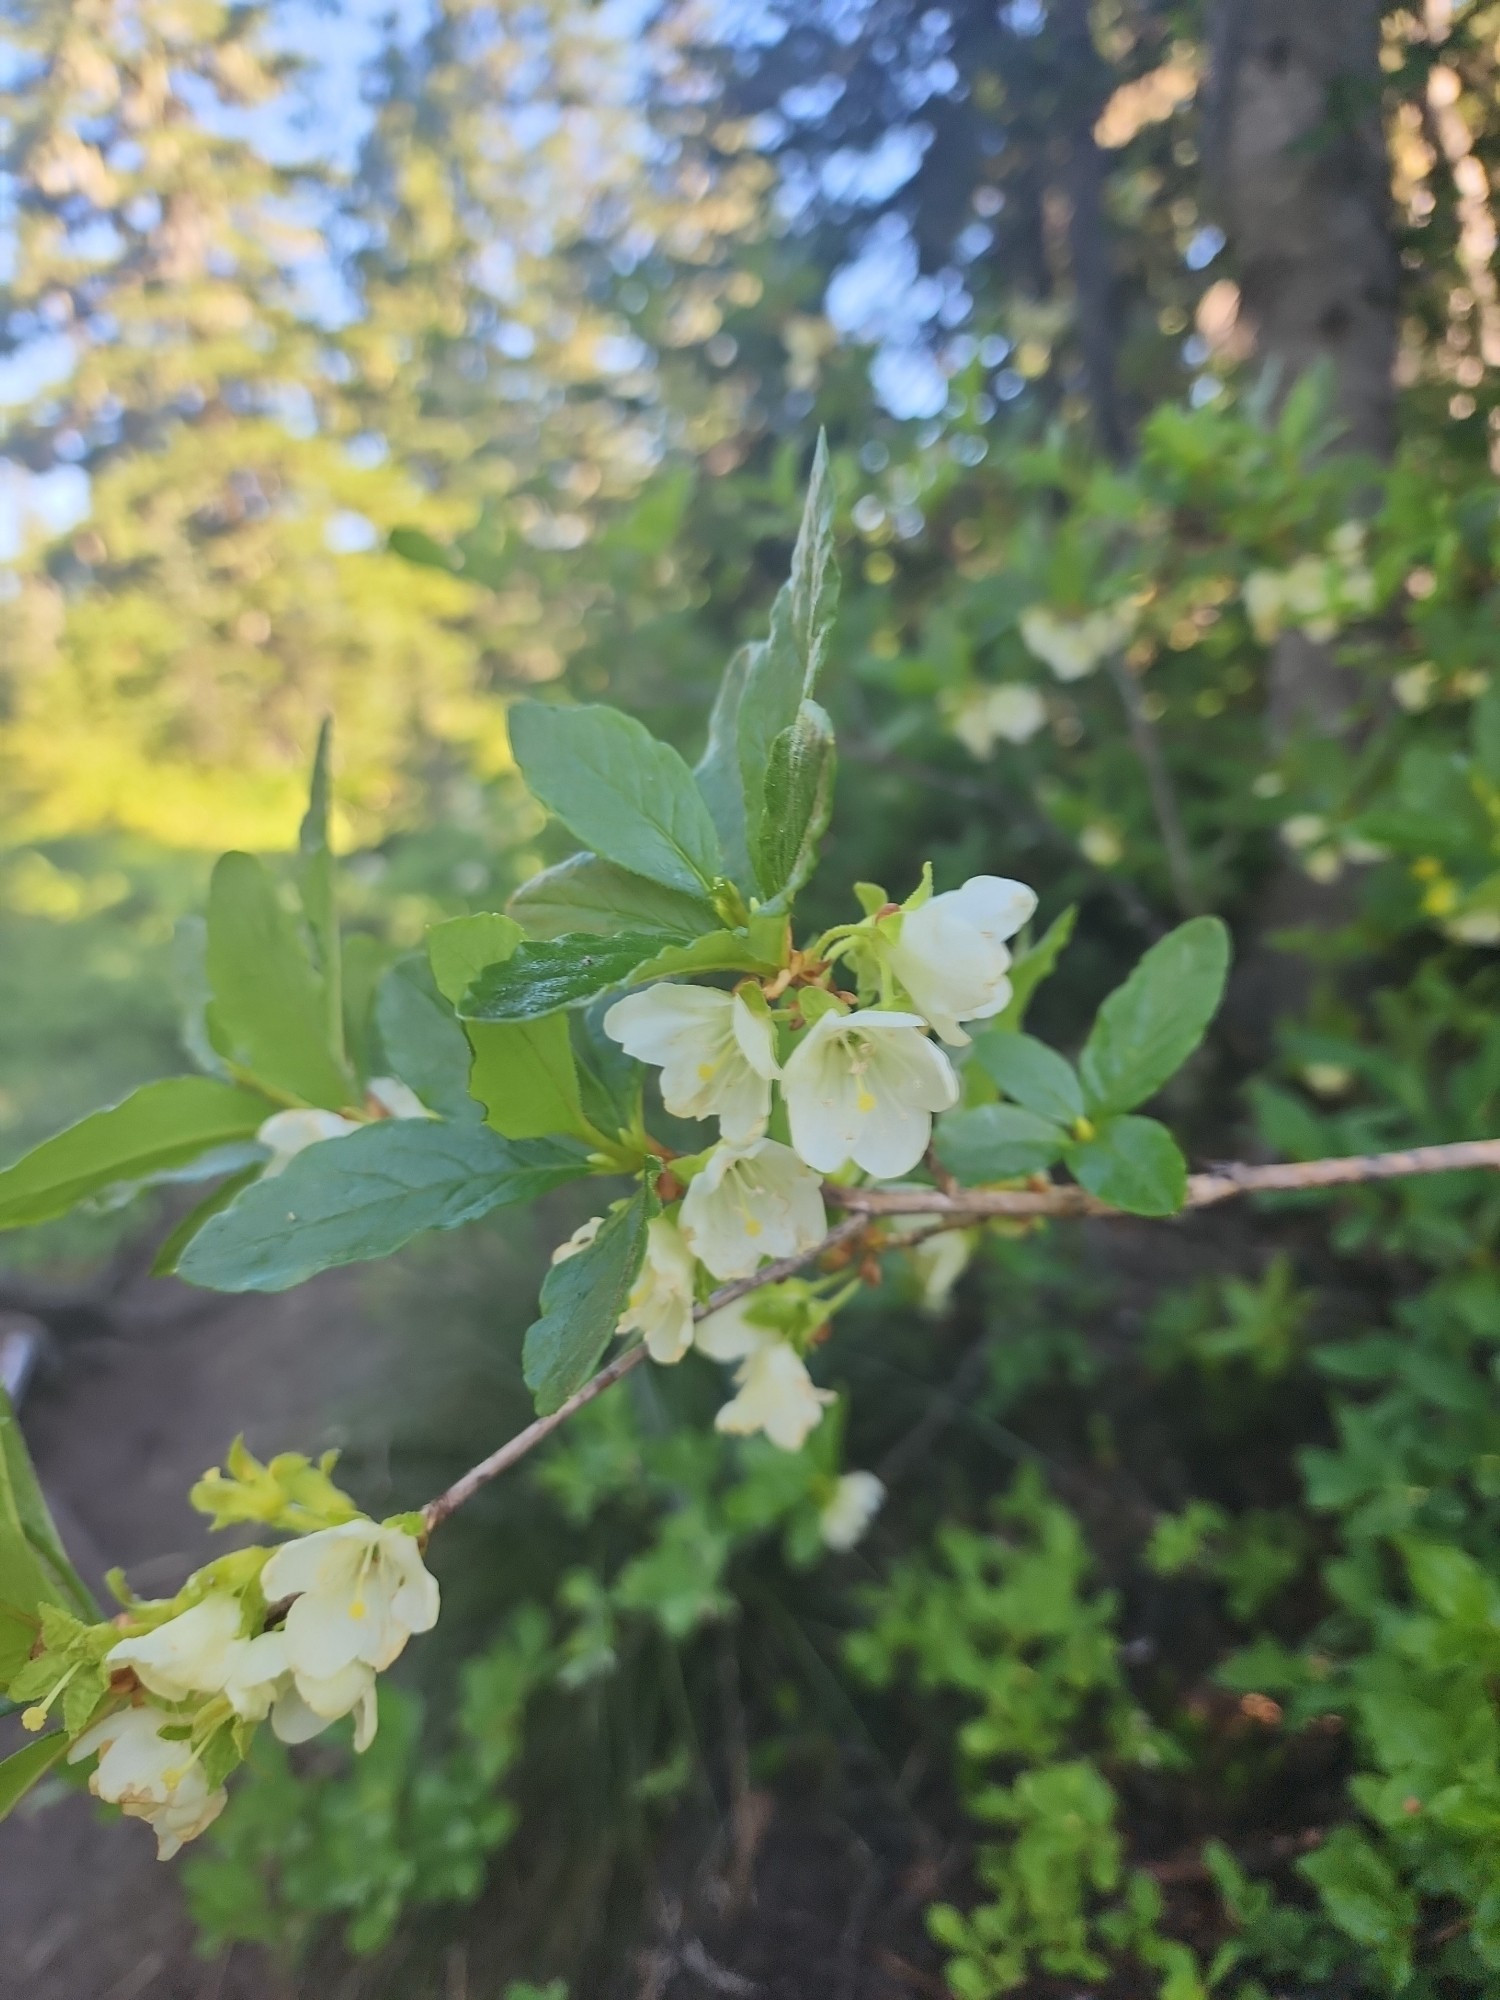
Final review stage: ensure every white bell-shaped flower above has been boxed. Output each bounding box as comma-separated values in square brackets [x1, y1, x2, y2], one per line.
[714, 1340, 835, 1452]
[679, 1138, 826, 1281]
[260, 1519, 440, 1685]
[781, 1010, 958, 1179]
[604, 985, 780, 1143]
[107, 1592, 245, 1703]
[257, 1108, 360, 1177]
[886, 876, 1037, 1045]
[819, 1471, 886, 1551]
[69, 1705, 228, 1859]
[219, 1628, 380, 1752]
[617, 1213, 698, 1364]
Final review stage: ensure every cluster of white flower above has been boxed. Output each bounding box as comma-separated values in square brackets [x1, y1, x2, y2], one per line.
[942, 680, 1049, 758]
[578, 873, 1037, 1458]
[67, 1518, 438, 1858]
[1243, 524, 1376, 646]
[1019, 601, 1138, 682]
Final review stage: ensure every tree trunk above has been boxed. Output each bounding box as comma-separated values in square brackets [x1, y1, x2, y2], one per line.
[1209, 1, 1398, 1033]
[1210, 0, 1397, 740]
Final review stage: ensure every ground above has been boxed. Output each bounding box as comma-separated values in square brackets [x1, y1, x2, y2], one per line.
[0, 1264, 382, 2000]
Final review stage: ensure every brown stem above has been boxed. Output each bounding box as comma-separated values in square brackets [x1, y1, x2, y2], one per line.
[421, 1215, 869, 1530]
[422, 1139, 1500, 1526]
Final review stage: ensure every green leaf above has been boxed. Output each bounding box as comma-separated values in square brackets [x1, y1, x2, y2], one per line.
[975, 1032, 1085, 1125]
[375, 956, 479, 1122]
[1078, 916, 1229, 1115]
[523, 1191, 651, 1415]
[695, 642, 758, 891]
[150, 1166, 262, 1277]
[177, 1121, 588, 1292]
[298, 720, 344, 1066]
[1475, 675, 1500, 786]
[0, 1387, 93, 1617]
[508, 701, 723, 897]
[468, 1019, 586, 1142]
[206, 852, 355, 1108]
[427, 917, 586, 1141]
[737, 434, 839, 824]
[1067, 1116, 1187, 1216]
[0, 1078, 272, 1231]
[0, 1603, 37, 1688]
[993, 906, 1077, 1031]
[427, 913, 524, 1007]
[935, 1105, 1069, 1182]
[0, 1733, 67, 1821]
[460, 930, 775, 1024]
[754, 698, 837, 903]
[1298, 1829, 1416, 1983]
[508, 855, 717, 941]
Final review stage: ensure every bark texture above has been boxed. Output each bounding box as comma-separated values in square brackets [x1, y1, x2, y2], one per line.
[1210, 0, 1398, 739]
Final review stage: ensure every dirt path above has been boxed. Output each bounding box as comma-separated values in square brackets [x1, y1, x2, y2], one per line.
[0, 1265, 386, 2000]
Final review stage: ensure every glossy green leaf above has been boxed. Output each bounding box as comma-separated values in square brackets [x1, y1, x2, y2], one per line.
[993, 905, 1077, 1031]
[1078, 916, 1230, 1115]
[427, 913, 524, 1007]
[508, 702, 723, 897]
[375, 956, 479, 1122]
[695, 641, 758, 892]
[206, 852, 354, 1108]
[0, 1387, 93, 1617]
[0, 1733, 67, 1820]
[753, 698, 837, 904]
[974, 1033, 1085, 1125]
[298, 720, 344, 1066]
[1067, 1115, 1187, 1216]
[177, 1120, 588, 1292]
[150, 1166, 261, 1277]
[459, 929, 775, 1024]
[523, 1190, 651, 1415]
[935, 1105, 1069, 1183]
[508, 855, 717, 942]
[736, 433, 839, 825]
[0, 1078, 272, 1231]
[427, 917, 585, 1141]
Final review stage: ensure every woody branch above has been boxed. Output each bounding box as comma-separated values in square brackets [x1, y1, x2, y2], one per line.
[422, 1137, 1500, 1528]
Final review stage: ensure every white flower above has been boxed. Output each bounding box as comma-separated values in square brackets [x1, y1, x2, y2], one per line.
[68, 1705, 228, 1859]
[679, 1138, 827, 1281]
[1447, 910, 1500, 946]
[1243, 571, 1285, 644]
[366, 1076, 433, 1120]
[1394, 663, 1438, 713]
[819, 1471, 886, 1551]
[617, 1214, 698, 1364]
[107, 1593, 245, 1704]
[260, 1519, 440, 1688]
[947, 682, 1047, 758]
[886, 875, 1037, 1046]
[220, 1628, 379, 1752]
[1020, 602, 1135, 682]
[257, 1108, 360, 1177]
[604, 985, 781, 1143]
[551, 1215, 604, 1263]
[781, 1010, 958, 1179]
[714, 1340, 834, 1452]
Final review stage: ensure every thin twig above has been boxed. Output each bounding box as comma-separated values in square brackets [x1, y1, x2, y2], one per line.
[1107, 654, 1201, 917]
[830, 1136, 1500, 1217]
[422, 1216, 868, 1530]
[422, 1138, 1500, 1527]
